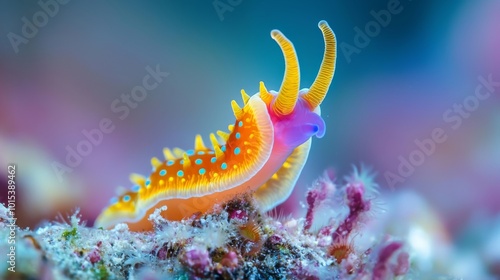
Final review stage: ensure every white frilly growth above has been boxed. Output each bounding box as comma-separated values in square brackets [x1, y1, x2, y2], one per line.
[148, 205, 168, 226]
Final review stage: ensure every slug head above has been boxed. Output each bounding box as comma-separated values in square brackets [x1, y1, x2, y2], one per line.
[258, 20, 336, 150]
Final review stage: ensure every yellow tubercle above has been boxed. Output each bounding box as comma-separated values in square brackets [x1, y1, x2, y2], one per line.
[182, 153, 191, 169]
[210, 133, 225, 159]
[129, 173, 146, 187]
[259, 81, 273, 105]
[217, 130, 230, 142]
[194, 134, 207, 150]
[163, 148, 175, 160]
[151, 157, 162, 169]
[231, 100, 244, 119]
[173, 148, 185, 158]
[240, 89, 250, 104]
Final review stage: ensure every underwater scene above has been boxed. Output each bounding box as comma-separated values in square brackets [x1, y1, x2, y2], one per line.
[1, 1, 499, 279]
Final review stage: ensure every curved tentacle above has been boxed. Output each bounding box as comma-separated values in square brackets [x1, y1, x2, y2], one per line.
[303, 20, 336, 110]
[271, 30, 300, 116]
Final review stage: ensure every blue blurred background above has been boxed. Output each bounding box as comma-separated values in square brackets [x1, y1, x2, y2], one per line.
[1, 0, 499, 276]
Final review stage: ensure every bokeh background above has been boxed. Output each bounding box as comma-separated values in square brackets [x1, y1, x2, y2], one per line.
[1, 0, 499, 277]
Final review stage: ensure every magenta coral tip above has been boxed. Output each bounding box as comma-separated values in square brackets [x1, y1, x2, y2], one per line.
[182, 247, 212, 275]
[373, 242, 404, 280]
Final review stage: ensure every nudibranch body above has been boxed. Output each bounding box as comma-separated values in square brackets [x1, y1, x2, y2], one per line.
[96, 21, 337, 231]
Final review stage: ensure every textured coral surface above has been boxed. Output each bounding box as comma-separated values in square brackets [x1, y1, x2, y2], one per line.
[1, 169, 420, 279]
